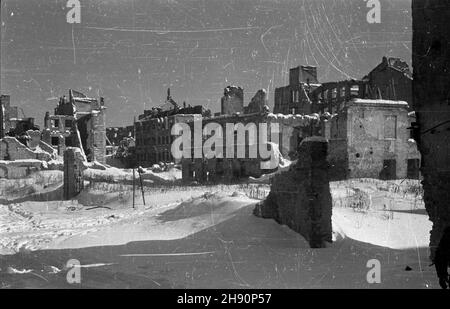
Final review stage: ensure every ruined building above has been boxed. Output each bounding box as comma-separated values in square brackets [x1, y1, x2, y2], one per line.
[0, 95, 57, 179]
[181, 68, 420, 183]
[0, 94, 38, 141]
[42, 90, 107, 164]
[106, 126, 134, 147]
[312, 78, 420, 180]
[135, 88, 209, 167]
[412, 0, 450, 258]
[221, 86, 244, 115]
[311, 79, 368, 114]
[364, 56, 413, 106]
[254, 137, 332, 248]
[273, 65, 320, 115]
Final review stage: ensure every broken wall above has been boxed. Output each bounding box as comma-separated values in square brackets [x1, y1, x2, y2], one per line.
[412, 0, 450, 258]
[253, 138, 332, 247]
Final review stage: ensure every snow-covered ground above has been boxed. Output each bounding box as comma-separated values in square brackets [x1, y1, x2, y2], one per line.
[0, 177, 439, 288]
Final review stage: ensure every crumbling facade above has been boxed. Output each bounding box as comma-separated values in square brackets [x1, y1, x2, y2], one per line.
[0, 135, 57, 179]
[42, 91, 107, 164]
[0, 94, 17, 139]
[221, 86, 244, 115]
[63, 147, 86, 200]
[273, 66, 320, 115]
[324, 99, 421, 180]
[412, 0, 450, 258]
[106, 125, 134, 146]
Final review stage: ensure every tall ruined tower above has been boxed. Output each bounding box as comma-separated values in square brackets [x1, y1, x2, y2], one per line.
[412, 0, 450, 258]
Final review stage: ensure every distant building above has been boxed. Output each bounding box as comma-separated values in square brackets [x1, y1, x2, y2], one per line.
[134, 88, 209, 167]
[325, 98, 420, 180]
[273, 65, 320, 115]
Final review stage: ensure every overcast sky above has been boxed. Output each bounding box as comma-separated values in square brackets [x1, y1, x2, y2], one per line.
[1, 0, 412, 127]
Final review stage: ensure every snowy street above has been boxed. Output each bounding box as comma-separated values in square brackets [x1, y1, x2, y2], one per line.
[0, 178, 438, 289]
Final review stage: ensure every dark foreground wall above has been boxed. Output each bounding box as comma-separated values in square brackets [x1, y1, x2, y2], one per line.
[412, 0, 450, 258]
[253, 138, 332, 247]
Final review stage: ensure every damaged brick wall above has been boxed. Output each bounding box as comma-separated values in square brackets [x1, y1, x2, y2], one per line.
[412, 0, 450, 258]
[253, 138, 332, 247]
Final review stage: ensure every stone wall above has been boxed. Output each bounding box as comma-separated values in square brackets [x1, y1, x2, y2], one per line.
[253, 138, 332, 247]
